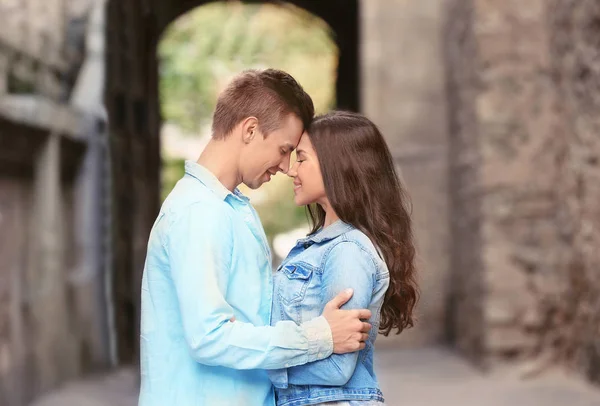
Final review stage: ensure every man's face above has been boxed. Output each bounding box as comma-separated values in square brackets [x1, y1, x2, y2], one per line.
[240, 113, 304, 189]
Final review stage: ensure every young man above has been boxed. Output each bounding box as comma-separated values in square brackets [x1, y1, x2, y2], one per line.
[139, 69, 372, 406]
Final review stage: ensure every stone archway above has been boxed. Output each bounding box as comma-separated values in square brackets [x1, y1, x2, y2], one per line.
[104, 0, 360, 364]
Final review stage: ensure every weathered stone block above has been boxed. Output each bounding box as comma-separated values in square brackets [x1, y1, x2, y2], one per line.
[487, 326, 536, 353]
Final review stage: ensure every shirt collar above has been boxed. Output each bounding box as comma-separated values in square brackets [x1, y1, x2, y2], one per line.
[300, 220, 354, 244]
[184, 160, 249, 202]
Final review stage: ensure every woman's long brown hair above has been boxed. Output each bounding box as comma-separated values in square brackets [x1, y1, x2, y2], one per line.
[306, 111, 418, 335]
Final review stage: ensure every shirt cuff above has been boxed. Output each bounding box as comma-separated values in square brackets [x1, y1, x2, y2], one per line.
[302, 315, 333, 363]
[267, 368, 289, 389]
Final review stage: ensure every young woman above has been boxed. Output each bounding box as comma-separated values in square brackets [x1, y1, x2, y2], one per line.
[268, 111, 419, 406]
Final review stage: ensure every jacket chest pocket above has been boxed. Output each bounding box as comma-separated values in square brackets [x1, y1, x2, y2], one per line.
[277, 264, 313, 305]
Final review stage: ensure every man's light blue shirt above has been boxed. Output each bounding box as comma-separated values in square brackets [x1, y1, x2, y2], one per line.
[138, 161, 333, 406]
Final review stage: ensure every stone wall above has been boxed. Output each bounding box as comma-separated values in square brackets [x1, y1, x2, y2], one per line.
[0, 1, 113, 405]
[104, 0, 165, 364]
[0, 174, 33, 406]
[0, 0, 92, 100]
[473, 0, 565, 363]
[361, 0, 451, 347]
[443, 0, 486, 365]
[0, 0, 67, 98]
[444, 0, 600, 381]
[0, 117, 89, 406]
[548, 0, 600, 384]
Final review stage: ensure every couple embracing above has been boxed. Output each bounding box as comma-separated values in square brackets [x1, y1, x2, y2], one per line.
[139, 69, 418, 406]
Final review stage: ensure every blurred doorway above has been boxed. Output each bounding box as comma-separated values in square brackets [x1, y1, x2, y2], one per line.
[104, 0, 359, 364]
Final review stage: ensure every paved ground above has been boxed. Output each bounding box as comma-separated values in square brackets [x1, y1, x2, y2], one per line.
[376, 348, 600, 406]
[31, 348, 600, 406]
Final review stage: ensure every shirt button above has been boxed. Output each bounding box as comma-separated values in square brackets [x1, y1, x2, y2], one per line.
[285, 363, 290, 367]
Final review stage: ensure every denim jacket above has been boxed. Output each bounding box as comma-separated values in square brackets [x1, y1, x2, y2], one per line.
[268, 221, 390, 406]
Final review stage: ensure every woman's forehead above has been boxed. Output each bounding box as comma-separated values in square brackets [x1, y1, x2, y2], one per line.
[296, 133, 314, 150]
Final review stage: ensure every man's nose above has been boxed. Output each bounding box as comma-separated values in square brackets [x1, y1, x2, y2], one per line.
[287, 162, 298, 178]
[279, 156, 291, 174]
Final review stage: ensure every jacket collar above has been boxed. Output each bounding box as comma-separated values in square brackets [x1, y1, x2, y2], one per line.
[299, 220, 353, 244]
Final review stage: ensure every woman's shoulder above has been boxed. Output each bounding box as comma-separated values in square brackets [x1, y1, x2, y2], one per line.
[344, 227, 382, 255]
[341, 227, 374, 247]
[326, 227, 386, 271]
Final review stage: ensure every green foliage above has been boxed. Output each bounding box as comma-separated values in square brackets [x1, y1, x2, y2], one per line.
[161, 156, 186, 202]
[159, 1, 337, 242]
[158, 2, 337, 134]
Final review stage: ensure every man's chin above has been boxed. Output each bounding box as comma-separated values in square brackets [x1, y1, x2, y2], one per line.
[245, 180, 265, 190]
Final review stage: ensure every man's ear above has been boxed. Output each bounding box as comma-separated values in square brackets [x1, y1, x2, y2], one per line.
[241, 117, 259, 144]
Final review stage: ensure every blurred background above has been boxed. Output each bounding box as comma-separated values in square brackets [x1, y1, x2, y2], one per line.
[0, 0, 599, 405]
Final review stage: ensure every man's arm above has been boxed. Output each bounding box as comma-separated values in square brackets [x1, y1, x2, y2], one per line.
[167, 202, 370, 370]
[270, 242, 376, 388]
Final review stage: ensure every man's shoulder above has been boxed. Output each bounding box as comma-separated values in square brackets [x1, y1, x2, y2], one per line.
[161, 177, 233, 224]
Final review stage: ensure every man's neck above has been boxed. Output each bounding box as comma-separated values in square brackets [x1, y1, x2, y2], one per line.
[197, 138, 241, 192]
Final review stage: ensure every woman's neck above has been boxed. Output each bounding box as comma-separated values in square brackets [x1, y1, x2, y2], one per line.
[320, 200, 340, 228]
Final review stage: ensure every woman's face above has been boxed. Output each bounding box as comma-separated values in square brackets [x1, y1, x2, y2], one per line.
[288, 132, 327, 206]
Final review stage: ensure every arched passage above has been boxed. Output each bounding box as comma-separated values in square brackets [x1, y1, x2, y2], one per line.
[104, 0, 359, 364]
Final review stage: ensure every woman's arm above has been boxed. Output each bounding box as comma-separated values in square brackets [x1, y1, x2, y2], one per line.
[271, 241, 377, 388]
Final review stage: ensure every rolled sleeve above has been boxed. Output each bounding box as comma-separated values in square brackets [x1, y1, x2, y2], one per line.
[305, 315, 334, 361]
